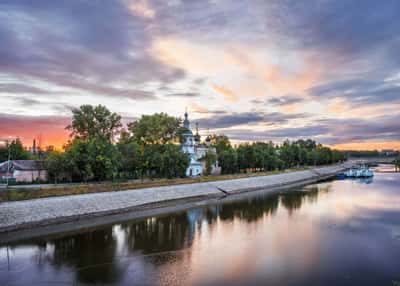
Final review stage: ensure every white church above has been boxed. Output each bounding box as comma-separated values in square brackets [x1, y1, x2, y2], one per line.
[181, 111, 220, 177]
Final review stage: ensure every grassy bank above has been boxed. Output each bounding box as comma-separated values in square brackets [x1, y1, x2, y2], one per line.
[0, 168, 312, 202]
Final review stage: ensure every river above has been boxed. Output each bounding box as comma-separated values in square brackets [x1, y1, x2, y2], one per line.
[1, 165, 399, 286]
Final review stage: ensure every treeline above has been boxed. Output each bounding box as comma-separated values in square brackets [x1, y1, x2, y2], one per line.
[1, 105, 346, 183]
[46, 106, 190, 183]
[216, 138, 346, 174]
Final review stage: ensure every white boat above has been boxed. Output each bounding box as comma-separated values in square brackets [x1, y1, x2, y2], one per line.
[345, 165, 374, 178]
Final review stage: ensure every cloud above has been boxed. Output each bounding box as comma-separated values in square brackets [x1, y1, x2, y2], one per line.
[268, 97, 304, 106]
[207, 113, 400, 145]
[315, 115, 400, 144]
[195, 111, 308, 129]
[308, 78, 400, 106]
[265, 95, 305, 106]
[211, 84, 238, 102]
[264, 0, 400, 61]
[0, 0, 184, 103]
[1, 0, 400, 149]
[166, 92, 199, 97]
[128, 0, 156, 19]
[9, 96, 42, 106]
[0, 83, 53, 95]
[218, 125, 329, 142]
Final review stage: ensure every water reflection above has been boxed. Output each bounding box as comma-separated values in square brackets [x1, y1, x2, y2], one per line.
[1, 173, 400, 286]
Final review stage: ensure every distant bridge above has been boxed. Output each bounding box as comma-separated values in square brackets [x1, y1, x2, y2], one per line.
[348, 157, 397, 164]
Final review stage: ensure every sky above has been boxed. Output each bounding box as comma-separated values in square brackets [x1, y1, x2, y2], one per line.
[0, 0, 399, 150]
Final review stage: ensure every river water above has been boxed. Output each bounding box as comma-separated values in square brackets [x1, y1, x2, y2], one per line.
[1, 166, 400, 286]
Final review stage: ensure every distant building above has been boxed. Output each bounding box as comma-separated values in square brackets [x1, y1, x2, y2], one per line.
[381, 149, 397, 157]
[0, 160, 47, 183]
[181, 111, 221, 177]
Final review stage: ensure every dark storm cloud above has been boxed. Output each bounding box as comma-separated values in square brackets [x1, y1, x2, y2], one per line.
[195, 111, 308, 129]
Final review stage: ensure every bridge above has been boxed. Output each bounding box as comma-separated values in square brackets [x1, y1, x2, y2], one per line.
[348, 157, 397, 164]
[348, 157, 400, 172]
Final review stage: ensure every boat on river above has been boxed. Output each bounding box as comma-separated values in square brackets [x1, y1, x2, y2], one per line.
[344, 165, 374, 178]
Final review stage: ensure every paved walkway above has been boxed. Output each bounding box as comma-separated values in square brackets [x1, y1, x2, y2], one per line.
[0, 163, 351, 233]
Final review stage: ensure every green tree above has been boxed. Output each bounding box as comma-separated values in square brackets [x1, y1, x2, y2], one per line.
[279, 140, 294, 168]
[128, 113, 182, 145]
[67, 105, 122, 142]
[0, 138, 31, 162]
[209, 134, 231, 154]
[62, 138, 120, 182]
[140, 144, 189, 179]
[307, 149, 317, 166]
[63, 139, 93, 182]
[203, 151, 217, 175]
[45, 151, 73, 183]
[218, 148, 238, 174]
[87, 138, 120, 181]
[160, 144, 190, 178]
[116, 141, 142, 179]
[57, 105, 123, 182]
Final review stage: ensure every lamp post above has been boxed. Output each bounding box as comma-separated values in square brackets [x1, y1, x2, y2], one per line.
[6, 140, 11, 189]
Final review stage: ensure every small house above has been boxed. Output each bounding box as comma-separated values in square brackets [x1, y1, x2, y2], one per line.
[0, 160, 48, 183]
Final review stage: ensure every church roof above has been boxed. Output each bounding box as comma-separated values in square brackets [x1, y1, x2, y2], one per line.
[183, 110, 190, 130]
[183, 129, 193, 135]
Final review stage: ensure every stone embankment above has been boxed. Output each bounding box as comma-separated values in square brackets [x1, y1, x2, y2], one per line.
[0, 163, 352, 235]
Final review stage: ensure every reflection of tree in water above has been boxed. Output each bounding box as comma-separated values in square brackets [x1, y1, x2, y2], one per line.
[280, 192, 304, 213]
[218, 194, 279, 223]
[120, 206, 221, 258]
[38, 228, 124, 284]
[280, 184, 331, 214]
[121, 213, 191, 255]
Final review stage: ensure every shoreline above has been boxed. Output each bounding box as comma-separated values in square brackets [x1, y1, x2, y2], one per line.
[0, 163, 351, 243]
[0, 167, 315, 202]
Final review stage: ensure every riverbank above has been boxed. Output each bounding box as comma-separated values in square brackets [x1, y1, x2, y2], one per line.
[0, 168, 313, 202]
[0, 163, 352, 240]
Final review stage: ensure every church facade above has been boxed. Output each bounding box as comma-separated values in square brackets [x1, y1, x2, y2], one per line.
[181, 111, 220, 177]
